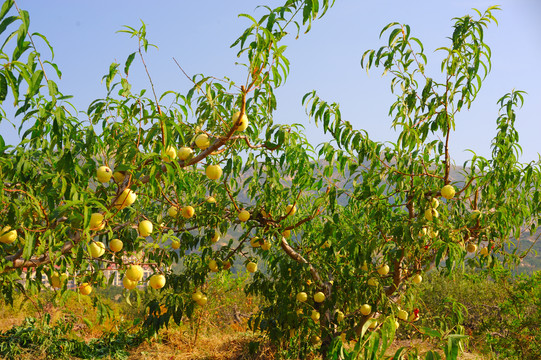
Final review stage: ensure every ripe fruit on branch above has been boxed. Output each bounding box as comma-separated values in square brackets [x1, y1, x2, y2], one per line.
[282, 229, 291, 238]
[167, 206, 179, 218]
[96, 166, 112, 183]
[89, 241, 105, 258]
[123, 276, 137, 290]
[50, 273, 60, 288]
[109, 239, 123, 252]
[209, 260, 219, 272]
[196, 295, 208, 306]
[314, 292, 325, 303]
[238, 210, 250, 222]
[311, 310, 320, 322]
[192, 291, 203, 302]
[286, 204, 297, 216]
[397, 309, 408, 321]
[367, 278, 378, 286]
[149, 274, 166, 289]
[360, 304, 372, 316]
[195, 134, 210, 150]
[296, 292, 308, 302]
[250, 237, 261, 248]
[126, 265, 144, 282]
[206, 164, 223, 180]
[79, 283, 92, 295]
[480, 247, 489, 256]
[424, 208, 439, 221]
[182, 206, 195, 219]
[50, 272, 68, 288]
[89, 213, 105, 231]
[162, 146, 177, 162]
[0, 226, 17, 244]
[261, 240, 271, 250]
[223, 260, 231, 270]
[409, 310, 420, 322]
[138, 220, 153, 237]
[171, 240, 180, 249]
[206, 196, 216, 203]
[336, 310, 345, 322]
[430, 198, 440, 209]
[212, 231, 220, 243]
[412, 274, 422, 284]
[377, 264, 389, 276]
[177, 146, 193, 160]
[467, 243, 478, 253]
[113, 171, 125, 183]
[441, 185, 456, 200]
[246, 261, 257, 273]
[232, 110, 248, 132]
[114, 188, 137, 209]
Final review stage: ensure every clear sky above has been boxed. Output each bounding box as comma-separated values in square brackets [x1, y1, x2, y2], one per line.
[2, 0, 540, 165]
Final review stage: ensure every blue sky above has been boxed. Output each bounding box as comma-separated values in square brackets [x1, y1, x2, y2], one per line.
[2, 0, 540, 165]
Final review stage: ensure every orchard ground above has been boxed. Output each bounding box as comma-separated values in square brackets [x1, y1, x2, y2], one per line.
[3, 270, 534, 360]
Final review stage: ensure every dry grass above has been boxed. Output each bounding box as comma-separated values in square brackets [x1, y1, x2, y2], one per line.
[127, 330, 275, 360]
[0, 278, 494, 360]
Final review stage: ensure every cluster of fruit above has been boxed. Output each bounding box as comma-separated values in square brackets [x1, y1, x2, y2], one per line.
[73, 110, 252, 295]
[423, 184, 490, 256]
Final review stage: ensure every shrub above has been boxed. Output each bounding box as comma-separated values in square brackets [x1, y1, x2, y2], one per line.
[483, 271, 541, 359]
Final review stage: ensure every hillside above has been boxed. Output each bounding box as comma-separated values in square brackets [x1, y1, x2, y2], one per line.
[219, 160, 540, 273]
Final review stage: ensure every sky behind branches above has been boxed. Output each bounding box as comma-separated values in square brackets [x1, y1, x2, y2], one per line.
[2, 0, 540, 165]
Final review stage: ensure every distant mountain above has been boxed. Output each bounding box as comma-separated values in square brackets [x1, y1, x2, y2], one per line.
[220, 160, 540, 273]
[515, 228, 541, 274]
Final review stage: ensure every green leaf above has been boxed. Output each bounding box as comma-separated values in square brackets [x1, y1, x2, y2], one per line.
[425, 350, 442, 360]
[388, 28, 401, 46]
[22, 231, 35, 260]
[0, 73, 7, 102]
[420, 326, 442, 339]
[19, 9, 29, 29]
[0, 15, 17, 36]
[105, 62, 119, 91]
[47, 79, 57, 97]
[44, 60, 62, 79]
[124, 52, 136, 75]
[0, 0, 14, 20]
[31, 32, 54, 59]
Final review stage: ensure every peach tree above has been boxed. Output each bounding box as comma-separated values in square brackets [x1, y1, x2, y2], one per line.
[0, 0, 539, 359]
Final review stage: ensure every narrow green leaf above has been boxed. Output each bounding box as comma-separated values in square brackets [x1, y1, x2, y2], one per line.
[31, 32, 54, 59]
[19, 9, 29, 29]
[0, 0, 14, 20]
[47, 79, 57, 97]
[0, 15, 17, 36]
[22, 231, 35, 260]
[44, 60, 62, 79]
[124, 52, 136, 75]
[0, 73, 7, 101]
